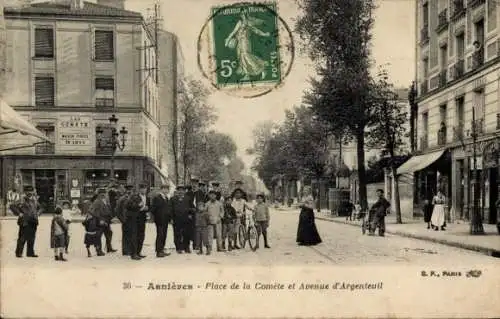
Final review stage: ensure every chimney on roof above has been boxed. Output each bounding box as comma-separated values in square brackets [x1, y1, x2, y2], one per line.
[96, 0, 125, 9]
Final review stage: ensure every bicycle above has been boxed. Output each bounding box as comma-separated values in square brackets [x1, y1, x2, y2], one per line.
[238, 215, 260, 251]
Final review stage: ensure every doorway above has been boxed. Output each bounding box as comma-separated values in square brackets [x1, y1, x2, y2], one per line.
[35, 170, 55, 214]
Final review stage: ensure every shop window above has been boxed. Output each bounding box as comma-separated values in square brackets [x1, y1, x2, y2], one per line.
[34, 27, 54, 58]
[35, 76, 55, 107]
[95, 78, 114, 108]
[94, 30, 114, 61]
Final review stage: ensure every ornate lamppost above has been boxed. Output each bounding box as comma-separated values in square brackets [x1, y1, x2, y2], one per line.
[96, 115, 128, 181]
[470, 107, 485, 235]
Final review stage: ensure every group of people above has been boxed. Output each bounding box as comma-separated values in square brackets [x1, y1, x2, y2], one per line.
[423, 190, 447, 231]
[11, 178, 272, 261]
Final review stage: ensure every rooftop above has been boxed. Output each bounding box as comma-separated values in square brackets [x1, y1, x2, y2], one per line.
[4, 1, 142, 19]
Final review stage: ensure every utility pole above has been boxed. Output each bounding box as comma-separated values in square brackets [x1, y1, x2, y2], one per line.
[137, 1, 162, 84]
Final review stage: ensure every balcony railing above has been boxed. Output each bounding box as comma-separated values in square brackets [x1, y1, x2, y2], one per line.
[420, 136, 429, 150]
[467, 0, 485, 9]
[438, 69, 447, 87]
[436, 9, 448, 33]
[472, 47, 484, 69]
[472, 118, 485, 135]
[437, 127, 447, 146]
[451, 0, 466, 20]
[420, 25, 429, 44]
[420, 80, 428, 95]
[35, 142, 55, 155]
[453, 59, 465, 79]
[453, 124, 464, 141]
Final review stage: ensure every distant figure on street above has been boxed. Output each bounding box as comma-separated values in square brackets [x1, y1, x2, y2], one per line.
[6, 188, 20, 215]
[88, 188, 111, 255]
[205, 190, 225, 253]
[128, 183, 150, 259]
[296, 186, 322, 246]
[222, 196, 238, 251]
[231, 188, 253, 249]
[14, 186, 40, 258]
[254, 193, 270, 249]
[368, 189, 390, 236]
[50, 207, 68, 261]
[61, 201, 72, 253]
[431, 190, 446, 231]
[422, 196, 434, 230]
[82, 212, 103, 257]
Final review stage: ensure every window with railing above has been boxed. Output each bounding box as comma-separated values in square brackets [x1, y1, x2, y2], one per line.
[420, 25, 429, 43]
[95, 125, 114, 155]
[454, 59, 464, 78]
[420, 136, 429, 150]
[438, 124, 447, 145]
[452, 0, 466, 19]
[34, 28, 54, 58]
[436, 9, 448, 32]
[35, 76, 55, 107]
[95, 77, 114, 108]
[420, 81, 428, 95]
[453, 123, 464, 141]
[35, 125, 55, 154]
[438, 69, 447, 87]
[472, 118, 485, 135]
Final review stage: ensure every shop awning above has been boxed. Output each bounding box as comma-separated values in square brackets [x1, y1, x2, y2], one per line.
[0, 99, 51, 151]
[396, 150, 445, 175]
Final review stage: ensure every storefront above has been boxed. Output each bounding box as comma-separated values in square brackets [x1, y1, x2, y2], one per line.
[0, 155, 165, 214]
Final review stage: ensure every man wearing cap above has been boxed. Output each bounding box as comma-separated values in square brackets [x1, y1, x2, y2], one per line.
[15, 186, 40, 257]
[117, 185, 134, 256]
[172, 185, 195, 253]
[89, 188, 112, 256]
[233, 181, 248, 201]
[126, 183, 150, 259]
[150, 184, 172, 257]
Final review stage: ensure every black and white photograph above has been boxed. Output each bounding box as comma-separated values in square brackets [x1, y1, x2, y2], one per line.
[0, 0, 499, 317]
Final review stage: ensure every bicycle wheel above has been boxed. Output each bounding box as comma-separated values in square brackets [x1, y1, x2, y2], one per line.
[248, 225, 259, 251]
[238, 224, 246, 248]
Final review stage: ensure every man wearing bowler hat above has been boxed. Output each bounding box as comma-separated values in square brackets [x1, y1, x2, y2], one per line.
[89, 188, 112, 256]
[14, 185, 40, 257]
[172, 185, 194, 253]
[116, 184, 134, 255]
[150, 184, 172, 257]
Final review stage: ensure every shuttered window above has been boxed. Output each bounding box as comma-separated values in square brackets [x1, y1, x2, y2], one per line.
[95, 77, 115, 108]
[94, 30, 114, 61]
[35, 76, 55, 107]
[34, 28, 54, 58]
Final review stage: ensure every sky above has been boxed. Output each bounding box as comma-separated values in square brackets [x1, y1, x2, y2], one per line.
[125, 0, 416, 170]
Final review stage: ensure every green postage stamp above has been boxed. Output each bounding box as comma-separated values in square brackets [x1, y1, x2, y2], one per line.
[210, 2, 281, 87]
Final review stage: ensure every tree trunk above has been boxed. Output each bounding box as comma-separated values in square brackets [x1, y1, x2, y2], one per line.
[391, 165, 403, 224]
[356, 129, 368, 211]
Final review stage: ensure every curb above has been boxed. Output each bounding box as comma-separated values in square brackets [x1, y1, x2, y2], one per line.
[316, 216, 500, 257]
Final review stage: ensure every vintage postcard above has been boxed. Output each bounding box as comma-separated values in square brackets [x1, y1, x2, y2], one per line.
[0, 0, 499, 318]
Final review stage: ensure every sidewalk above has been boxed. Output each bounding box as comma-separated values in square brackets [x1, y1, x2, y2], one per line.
[314, 210, 500, 257]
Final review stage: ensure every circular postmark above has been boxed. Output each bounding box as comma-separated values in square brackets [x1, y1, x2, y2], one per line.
[197, 1, 295, 98]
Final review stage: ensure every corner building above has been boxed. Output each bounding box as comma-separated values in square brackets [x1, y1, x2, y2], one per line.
[408, 0, 499, 224]
[1, 0, 165, 212]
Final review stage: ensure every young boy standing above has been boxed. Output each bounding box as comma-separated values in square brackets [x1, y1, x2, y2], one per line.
[51, 207, 69, 261]
[194, 201, 209, 255]
[205, 190, 225, 253]
[253, 194, 271, 249]
[222, 196, 237, 251]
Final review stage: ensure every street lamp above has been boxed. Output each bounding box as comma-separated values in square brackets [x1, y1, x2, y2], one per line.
[470, 107, 485, 235]
[96, 114, 128, 181]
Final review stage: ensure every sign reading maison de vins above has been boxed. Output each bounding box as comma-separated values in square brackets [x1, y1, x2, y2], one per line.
[59, 116, 91, 147]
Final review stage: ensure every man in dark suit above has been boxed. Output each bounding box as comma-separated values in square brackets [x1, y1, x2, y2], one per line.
[89, 188, 112, 256]
[14, 186, 40, 258]
[125, 183, 149, 260]
[150, 184, 172, 257]
[172, 186, 194, 253]
[116, 185, 134, 256]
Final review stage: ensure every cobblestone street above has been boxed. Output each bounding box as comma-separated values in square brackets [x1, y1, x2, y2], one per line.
[1, 209, 497, 268]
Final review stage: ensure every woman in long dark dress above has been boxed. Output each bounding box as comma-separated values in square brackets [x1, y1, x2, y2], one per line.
[423, 197, 434, 229]
[296, 186, 322, 246]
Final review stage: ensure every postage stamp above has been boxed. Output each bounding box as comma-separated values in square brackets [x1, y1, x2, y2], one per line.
[197, 1, 294, 98]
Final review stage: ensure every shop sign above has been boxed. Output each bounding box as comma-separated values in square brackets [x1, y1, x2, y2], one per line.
[59, 116, 91, 147]
[70, 188, 81, 198]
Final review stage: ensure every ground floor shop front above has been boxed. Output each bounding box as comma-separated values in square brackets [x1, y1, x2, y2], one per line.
[408, 136, 499, 225]
[0, 155, 166, 215]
